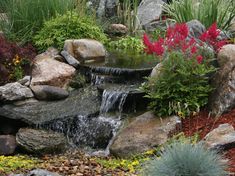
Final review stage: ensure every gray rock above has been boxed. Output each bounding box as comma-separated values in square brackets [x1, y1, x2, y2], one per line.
[110, 111, 181, 158]
[30, 51, 76, 88]
[209, 44, 235, 116]
[0, 82, 34, 102]
[137, 0, 164, 27]
[203, 123, 235, 150]
[0, 135, 17, 155]
[16, 128, 66, 154]
[150, 63, 162, 78]
[18, 76, 31, 86]
[31, 85, 69, 101]
[0, 87, 100, 125]
[186, 19, 206, 39]
[64, 39, 106, 63]
[27, 169, 62, 176]
[61, 50, 80, 68]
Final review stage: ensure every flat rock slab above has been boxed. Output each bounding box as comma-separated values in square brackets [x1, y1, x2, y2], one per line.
[110, 111, 181, 158]
[0, 87, 100, 125]
[203, 123, 235, 150]
[16, 128, 66, 154]
[0, 82, 34, 102]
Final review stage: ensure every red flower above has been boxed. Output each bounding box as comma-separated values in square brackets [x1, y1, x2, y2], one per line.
[191, 45, 197, 54]
[196, 55, 203, 64]
[152, 38, 165, 56]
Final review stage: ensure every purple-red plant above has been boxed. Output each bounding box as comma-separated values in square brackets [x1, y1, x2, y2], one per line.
[0, 35, 37, 85]
[143, 23, 227, 64]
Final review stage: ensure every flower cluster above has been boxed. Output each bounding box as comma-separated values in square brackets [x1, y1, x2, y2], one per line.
[143, 23, 227, 64]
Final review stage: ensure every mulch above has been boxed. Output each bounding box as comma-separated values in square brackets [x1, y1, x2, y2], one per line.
[182, 109, 235, 174]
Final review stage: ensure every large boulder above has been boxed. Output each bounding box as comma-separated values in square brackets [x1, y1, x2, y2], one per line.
[0, 82, 34, 102]
[137, 0, 164, 27]
[16, 128, 66, 154]
[0, 135, 17, 155]
[110, 111, 181, 158]
[63, 39, 106, 63]
[203, 123, 235, 150]
[30, 85, 69, 101]
[209, 44, 235, 116]
[30, 51, 76, 88]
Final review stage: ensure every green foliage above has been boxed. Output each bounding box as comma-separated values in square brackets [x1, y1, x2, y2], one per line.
[142, 142, 228, 176]
[151, 28, 166, 41]
[34, 11, 108, 51]
[0, 0, 75, 42]
[0, 155, 40, 174]
[140, 51, 215, 118]
[108, 36, 144, 53]
[164, 0, 235, 30]
[69, 73, 87, 89]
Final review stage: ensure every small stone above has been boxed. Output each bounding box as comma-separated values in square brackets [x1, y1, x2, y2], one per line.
[30, 85, 69, 101]
[18, 76, 31, 86]
[61, 50, 80, 68]
[0, 82, 34, 102]
[108, 24, 128, 36]
[0, 135, 17, 155]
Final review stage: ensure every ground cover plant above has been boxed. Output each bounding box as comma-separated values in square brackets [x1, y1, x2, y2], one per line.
[0, 0, 75, 43]
[140, 23, 227, 117]
[34, 11, 108, 51]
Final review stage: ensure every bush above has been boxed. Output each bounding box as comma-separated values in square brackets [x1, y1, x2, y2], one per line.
[33, 11, 108, 51]
[140, 51, 215, 118]
[142, 142, 228, 176]
[0, 0, 75, 42]
[108, 36, 144, 53]
[164, 0, 235, 30]
[0, 35, 36, 85]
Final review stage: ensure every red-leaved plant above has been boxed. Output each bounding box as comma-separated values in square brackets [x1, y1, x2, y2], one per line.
[0, 35, 37, 85]
[143, 23, 227, 64]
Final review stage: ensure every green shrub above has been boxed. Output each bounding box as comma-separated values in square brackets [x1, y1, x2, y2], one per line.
[140, 51, 215, 118]
[108, 36, 144, 53]
[0, 0, 75, 42]
[164, 0, 235, 30]
[34, 11, 108, 51]
[142, 142, 228, 176]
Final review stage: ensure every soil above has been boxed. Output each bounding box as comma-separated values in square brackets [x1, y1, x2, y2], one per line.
[182, 109, 235, 174]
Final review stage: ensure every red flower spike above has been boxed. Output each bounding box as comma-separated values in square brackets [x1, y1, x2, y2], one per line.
[196, 55, 203, 64]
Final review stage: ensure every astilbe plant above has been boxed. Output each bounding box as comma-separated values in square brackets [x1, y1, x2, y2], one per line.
[142, 142, 228, 176]
[0, 35, 36, 85]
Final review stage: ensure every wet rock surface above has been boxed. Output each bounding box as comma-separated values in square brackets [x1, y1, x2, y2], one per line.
[61, 50, 80, 68]
[0, 82, 34, 102]
[0, 87, 100, 125]
[16, 128, 66, 155]
[110, 111, 181, 158]
[30, 85, 69, 101]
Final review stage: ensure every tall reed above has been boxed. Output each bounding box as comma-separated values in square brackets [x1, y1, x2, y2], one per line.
[0, 0, 75, 42]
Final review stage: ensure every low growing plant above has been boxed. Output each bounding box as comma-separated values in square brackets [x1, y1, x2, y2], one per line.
[108, 36, 144, 53]
[142, 142, 228, 176]
[34, 11, 108, 51]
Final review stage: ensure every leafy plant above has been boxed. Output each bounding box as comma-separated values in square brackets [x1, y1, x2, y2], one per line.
[108, 36, 144, 53]
[0, 0, 75, 42]
[117, 0, 141, 34]
[0, 35, 36, 85]
[140, 51, 215, 118]
[164, 0, 235, 30]
[33, 11, 108, 51]
[69, 73, 87, 89]
[142, 142, 228, 176]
